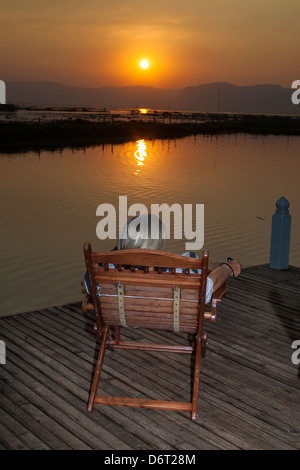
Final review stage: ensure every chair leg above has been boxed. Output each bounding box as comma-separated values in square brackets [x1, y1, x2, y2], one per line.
[115, 325, 120, 344]
[88, 325, 110, 412]
[191, 334, 202, 421]
[201, 332, 208, 358]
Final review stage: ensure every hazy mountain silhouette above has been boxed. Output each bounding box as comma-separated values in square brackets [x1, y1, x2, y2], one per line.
[6, 80, 298, 114]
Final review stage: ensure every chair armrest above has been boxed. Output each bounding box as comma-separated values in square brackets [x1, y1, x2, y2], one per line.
[82, 294, 94, 312]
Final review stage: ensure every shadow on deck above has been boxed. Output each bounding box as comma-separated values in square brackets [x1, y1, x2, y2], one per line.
[0, 265, 299, 450]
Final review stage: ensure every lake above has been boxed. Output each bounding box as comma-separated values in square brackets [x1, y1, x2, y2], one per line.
[1, 133, 299, 317]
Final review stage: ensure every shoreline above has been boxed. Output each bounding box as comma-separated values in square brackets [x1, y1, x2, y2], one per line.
[1, 114, 300, 152]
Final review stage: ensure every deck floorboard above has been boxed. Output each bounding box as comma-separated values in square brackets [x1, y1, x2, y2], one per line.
[0, 264, 299, 450]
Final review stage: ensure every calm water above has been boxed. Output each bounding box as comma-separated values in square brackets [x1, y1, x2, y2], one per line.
[1, 133, 300, 317]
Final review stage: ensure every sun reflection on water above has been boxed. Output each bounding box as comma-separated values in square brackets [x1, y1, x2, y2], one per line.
[134, 139, 148, 175]
[135, 139, 147, 162]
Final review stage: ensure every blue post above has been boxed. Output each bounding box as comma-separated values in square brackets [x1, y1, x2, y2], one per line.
[270, 197, 291, 270]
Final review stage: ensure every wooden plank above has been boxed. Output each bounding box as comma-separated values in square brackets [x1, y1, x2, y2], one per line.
[94, 396, 192, 412]
[90, 248, 203, 269]
[0, 421, 30, 450]
[100, 297, 199, 311]
[94, 272, 201, 289]
[108, 341, 193, 353]
[99, 284, 200, 299]
[0, 323, 138, 450]
[0, 361, 92, 450]
[0, 322, 180, 450]
[0, 399, 51, 450]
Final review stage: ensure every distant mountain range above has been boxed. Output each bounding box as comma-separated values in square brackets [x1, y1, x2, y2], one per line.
[6, 80, 299, 115]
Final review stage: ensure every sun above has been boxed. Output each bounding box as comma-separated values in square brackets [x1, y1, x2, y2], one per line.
[140, 60, 149, 70]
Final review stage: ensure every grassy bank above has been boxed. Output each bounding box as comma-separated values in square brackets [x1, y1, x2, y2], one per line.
[1, 114, 300, 152]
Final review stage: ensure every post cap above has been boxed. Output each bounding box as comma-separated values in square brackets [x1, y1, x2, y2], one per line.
[276, 196, 289, 214]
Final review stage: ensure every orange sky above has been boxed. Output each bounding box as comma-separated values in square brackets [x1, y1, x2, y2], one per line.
[0, 0, 299, 89]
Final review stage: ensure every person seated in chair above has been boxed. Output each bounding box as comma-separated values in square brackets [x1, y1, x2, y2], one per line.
[84, 213, 241, 304]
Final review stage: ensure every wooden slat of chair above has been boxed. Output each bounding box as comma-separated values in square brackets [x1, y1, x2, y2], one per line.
[90, 248, 203, 269]
[83, 242, 226, 421]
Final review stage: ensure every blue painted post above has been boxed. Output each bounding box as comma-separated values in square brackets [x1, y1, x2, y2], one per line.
[270, 197, 291, 270]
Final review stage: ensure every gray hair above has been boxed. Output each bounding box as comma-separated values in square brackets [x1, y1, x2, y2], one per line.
[117, 213, 165, 251]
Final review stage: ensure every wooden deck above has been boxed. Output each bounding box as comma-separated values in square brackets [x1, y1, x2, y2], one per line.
[0, 264, 299, 450]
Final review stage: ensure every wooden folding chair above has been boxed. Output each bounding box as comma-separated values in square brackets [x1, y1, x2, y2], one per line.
[82, 242, 227, 421]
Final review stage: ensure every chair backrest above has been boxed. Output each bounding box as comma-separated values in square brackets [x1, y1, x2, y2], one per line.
[84, 242, 209, 335]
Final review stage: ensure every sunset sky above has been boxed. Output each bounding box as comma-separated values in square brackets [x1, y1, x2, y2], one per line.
[0, 0, 299, 89]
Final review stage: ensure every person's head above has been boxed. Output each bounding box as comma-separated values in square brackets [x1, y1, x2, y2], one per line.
[117, 213, 165, 251]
